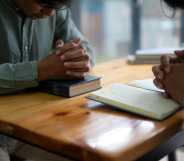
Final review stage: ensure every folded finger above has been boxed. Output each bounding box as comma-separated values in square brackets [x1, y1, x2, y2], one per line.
[64, 61, 90, 69]
[153, 78, 164, 89]
[56, 42, 80, 56]
[70, 38, 81, 45]
[160, 56, 171, 73]
[152, 65, 161, 77]
[152, 66, 165, 81]
[65, 67, 90, 73]
[71, 54, 89, 62]
[60, 48, 86, 61]
[66, 71, 86, 78]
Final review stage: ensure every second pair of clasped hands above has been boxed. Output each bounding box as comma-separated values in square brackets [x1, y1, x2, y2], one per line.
[38, 38, 91, 81]
[153, 50, 184, 105]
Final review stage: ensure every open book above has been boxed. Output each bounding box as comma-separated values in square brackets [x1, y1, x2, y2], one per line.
[87, 79, 180, 120]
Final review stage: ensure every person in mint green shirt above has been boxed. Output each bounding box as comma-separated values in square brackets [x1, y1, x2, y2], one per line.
[0, 0, 94, 94]
[0, 0, 94, 161]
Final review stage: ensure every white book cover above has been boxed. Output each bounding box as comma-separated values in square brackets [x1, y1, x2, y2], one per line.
[136, 48, 178, 56]
[87, 83, 179, 120]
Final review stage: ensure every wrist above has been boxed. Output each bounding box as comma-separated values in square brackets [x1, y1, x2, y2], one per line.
[38, 61, 49, 81]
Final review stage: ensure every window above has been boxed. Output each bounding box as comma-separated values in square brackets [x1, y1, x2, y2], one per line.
[71, 0, 184, 64]
[142, 0, 181, 49]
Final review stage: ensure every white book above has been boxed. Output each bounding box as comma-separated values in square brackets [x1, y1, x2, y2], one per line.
[136, 48, 177, 57]
[87, 81, 180, 120]
[128, 79, 164, 92]
[128, 48, 181, 64]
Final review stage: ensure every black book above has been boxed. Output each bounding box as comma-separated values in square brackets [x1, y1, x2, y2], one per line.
[39, 75, 101, 97]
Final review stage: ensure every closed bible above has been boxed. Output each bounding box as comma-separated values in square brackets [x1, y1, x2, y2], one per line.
[39, 75, 101, 97]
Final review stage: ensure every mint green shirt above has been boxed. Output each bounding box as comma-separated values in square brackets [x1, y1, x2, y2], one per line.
[0, 0, 94, 94]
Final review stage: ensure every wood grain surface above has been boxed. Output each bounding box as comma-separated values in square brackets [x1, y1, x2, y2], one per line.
[0, 59, 183, 161]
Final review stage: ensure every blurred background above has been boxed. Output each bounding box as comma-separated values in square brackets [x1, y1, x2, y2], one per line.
[71, 0, 184, 64]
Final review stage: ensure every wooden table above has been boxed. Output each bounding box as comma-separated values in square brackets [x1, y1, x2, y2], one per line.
[0, 59, 184, 161]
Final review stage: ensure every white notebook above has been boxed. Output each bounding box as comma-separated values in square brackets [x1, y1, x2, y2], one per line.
[87, 82, 179, 120]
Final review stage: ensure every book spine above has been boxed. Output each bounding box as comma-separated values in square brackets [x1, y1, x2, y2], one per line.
[39, 84, 70, 97]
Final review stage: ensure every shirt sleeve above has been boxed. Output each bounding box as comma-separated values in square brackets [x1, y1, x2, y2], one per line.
[55, 8, 95, 66]
[0, 61, 38, 94]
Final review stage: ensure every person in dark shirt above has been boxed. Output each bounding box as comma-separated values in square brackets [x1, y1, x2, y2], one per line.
[163, 0, 184, 8]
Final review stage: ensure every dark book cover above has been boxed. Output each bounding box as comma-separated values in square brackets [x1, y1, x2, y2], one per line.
[39, 75, 101, 97]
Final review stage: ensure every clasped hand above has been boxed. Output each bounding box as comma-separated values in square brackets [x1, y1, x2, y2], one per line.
[152, 50, 184, 104]
[38, 39, 91, 81]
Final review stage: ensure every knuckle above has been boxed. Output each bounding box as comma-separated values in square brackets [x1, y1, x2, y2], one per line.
[161, 55, 170, 64]
[80, 50, 85, 56]
[85, 54, 90, 60]
[84, 62, 89, 67]
[84, 66, 90, 72]
[86, 63, 91, 71]
[152, 65, 160, 75]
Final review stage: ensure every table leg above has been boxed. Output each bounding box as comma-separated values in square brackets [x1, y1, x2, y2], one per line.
[168, 152, 176, 161]
[136, 131, 184, 161]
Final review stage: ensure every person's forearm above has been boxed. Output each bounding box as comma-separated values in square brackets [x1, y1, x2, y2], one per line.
[0, 61, 38, 94]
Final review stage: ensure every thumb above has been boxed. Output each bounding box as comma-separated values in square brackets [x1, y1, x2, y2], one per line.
[55, 39, 64, 48]
[55, 40, 64, 55]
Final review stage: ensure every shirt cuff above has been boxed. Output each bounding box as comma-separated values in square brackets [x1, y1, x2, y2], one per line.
[14, 61, 39, 88]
